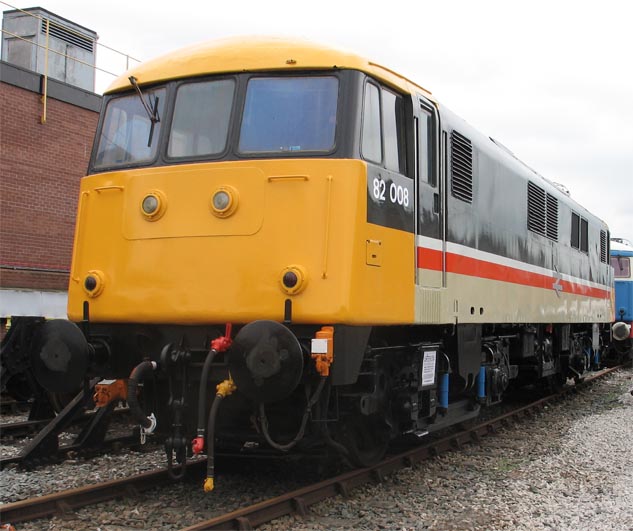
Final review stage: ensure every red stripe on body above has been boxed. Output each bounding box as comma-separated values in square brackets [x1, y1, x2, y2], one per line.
[416, 246, 610, 300]
[417, 247, 443, 271]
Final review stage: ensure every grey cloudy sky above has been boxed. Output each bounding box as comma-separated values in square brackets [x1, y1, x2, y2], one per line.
[7, 0, 632, 241]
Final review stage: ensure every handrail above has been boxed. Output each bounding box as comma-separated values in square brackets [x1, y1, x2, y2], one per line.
[0, 0, 141, 119]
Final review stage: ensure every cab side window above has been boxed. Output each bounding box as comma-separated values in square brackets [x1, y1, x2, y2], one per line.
[571, 212, 589, 253]
[361, 83, 382, 163]
[611, 256, 631, 278]
[361, 81, 407, 175]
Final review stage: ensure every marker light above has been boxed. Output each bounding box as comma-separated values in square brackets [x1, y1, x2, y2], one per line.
[211, 186, 239, 218]
[213, 191, 231, 211]
[142, 195, 159, 214]
[140, 190, 167, 221]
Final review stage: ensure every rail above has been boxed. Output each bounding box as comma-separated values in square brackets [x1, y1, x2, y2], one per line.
[182, 365, 629, 531]
[0, 407, 130, 440]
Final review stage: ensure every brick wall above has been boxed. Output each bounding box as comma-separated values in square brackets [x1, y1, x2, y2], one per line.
[0, 80, 99, 291]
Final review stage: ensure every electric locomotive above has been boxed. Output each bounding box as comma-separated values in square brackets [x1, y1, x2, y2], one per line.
[31, 37, 613, 487]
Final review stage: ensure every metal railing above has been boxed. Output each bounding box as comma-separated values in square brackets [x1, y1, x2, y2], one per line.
[1, 1, 141, 122]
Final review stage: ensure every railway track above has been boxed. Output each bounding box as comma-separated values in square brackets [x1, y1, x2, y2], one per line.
[0, 433, 144, 470]
[0, 407, 136, 471]
[0, 459, 206, 524]
[0, 417, 51, 439]
[0, 398, 30, 415]
[0, 407, 130, 440]
[0, 364, 627, 529]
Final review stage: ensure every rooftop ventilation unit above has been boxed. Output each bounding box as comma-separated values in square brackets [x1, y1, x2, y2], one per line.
[1, 7, 98, 92]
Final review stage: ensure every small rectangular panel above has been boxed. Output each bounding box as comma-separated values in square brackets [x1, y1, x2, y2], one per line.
[422, 350, 436, 386]
[311, 338, 328, 354]
[366, 239, 382, 267]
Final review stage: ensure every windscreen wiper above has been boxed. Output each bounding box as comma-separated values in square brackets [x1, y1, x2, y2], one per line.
[129, 76, 160, 147]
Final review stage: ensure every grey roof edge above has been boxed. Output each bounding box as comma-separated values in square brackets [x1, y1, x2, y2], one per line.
[0, 60, 102, 112]
[2, 6, 98, 39]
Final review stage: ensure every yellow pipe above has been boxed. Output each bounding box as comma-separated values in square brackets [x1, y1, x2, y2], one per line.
[204, 378, 237, 492]
[40, 18, 49, 124]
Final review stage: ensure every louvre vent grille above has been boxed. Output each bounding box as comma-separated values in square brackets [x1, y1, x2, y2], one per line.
[546, 193, 558, 241]
[600, 230, 607, 263]
[41, 19, 94, 53]
[527, 182, 558, 241]
[527, 182, 546, 236]
[450, 130, 473, 203]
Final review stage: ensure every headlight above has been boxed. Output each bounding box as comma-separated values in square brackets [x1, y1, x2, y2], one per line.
[280, 265, 308, 295]
[83, 270, 105, 297]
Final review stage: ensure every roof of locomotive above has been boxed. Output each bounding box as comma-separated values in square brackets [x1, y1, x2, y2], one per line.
[104, 37, 609, 234]
[611, 239, 633, 255]
[105, 36, 434, 99]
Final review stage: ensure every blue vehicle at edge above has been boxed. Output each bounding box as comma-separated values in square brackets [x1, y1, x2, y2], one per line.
[608, 238, 633, 361]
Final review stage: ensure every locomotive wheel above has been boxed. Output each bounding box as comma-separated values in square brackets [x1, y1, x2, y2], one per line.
[338, 414, 390, 468]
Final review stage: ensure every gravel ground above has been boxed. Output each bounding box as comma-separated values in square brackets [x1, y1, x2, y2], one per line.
[1, 367, 631, 531]
[265, 367, 633, 531]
